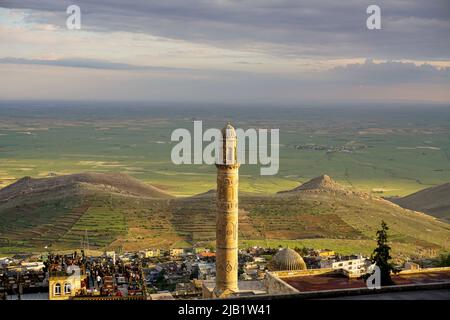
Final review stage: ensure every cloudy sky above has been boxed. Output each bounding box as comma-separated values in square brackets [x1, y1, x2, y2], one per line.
[1, 0, 449, 103]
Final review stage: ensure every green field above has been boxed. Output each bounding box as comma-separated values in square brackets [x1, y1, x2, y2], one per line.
[1, 103, 449, 197]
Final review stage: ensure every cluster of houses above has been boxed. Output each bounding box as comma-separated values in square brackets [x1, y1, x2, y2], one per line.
[0, 255, 47, 299]
[4, 246, 425, 300]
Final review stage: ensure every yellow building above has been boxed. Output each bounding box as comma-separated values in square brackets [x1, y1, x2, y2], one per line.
[169, 248, 184, 257]
[48, 268, 86, 300]
[318, 249, 335, 258]
[143, 249, 161, 258]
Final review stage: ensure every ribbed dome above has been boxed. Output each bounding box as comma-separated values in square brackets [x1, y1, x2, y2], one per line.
[271, 248, 307, 271]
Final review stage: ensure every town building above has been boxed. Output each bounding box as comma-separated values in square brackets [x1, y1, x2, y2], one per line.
[319, 254, 369, 277]
[317, 249, 335, 258]
[169, 248, 184, 257]
[264, 267, 450, 298]
[49, 268, 87, 300]
[142, 249, 161, 258]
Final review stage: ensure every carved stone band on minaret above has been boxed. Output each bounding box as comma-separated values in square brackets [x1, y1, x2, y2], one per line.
[214, 122, 239, 298]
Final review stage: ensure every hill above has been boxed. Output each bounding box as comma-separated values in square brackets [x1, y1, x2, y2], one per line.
[278, 174, 345, 193]
[0, 172, 173, 203]
[389, 183, 450, 222]
[0, 173, 449, 260]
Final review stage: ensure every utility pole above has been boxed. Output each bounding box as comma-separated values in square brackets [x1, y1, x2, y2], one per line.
[84, 229, 90, 252]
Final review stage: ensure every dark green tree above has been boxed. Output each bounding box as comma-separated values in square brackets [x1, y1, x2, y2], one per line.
[368, 220, 399, 285]
[437, 253, 450, 267]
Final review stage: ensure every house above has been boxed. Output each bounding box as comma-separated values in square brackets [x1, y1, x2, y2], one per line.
[169, 248, 184, 257]
[48, 266, 87, 300]
[20, 261, 45, 272]
[143, 249, 161, 258]
[320, 255, 369, 277]
[317, 249, 335, 258]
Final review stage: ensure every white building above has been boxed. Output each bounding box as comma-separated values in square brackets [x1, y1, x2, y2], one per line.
[20, 261, 45, 272]
[320, 255, 369, 277]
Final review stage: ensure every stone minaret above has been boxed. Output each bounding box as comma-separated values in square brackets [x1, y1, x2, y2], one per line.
[214, 122, 240, 297]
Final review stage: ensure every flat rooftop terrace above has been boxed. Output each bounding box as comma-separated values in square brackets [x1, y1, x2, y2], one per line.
[283, 270, 450, 292]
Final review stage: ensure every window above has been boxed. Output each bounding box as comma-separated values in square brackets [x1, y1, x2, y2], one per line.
[64, 283, 72, 294]
[226, 147, 234, 163]
[54, 283, 61, 295]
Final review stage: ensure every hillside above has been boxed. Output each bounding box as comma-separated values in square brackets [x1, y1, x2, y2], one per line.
[389, 183, 450, 222]
[0, 173, 449, 260]
[0, 172, 172, 203]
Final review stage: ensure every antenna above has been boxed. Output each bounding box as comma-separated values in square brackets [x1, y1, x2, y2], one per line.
[84, 229, 90, 252]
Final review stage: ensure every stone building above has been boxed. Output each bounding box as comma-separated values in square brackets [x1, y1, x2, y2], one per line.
[48, 266, 86, 300]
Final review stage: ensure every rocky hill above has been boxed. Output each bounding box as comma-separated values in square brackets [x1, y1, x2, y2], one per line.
[278, 174, 344, 193]
[0, 172, 173, 204]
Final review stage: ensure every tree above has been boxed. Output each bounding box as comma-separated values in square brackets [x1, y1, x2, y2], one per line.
[437, 253, 450, 267]
[365, 220, 399, 286]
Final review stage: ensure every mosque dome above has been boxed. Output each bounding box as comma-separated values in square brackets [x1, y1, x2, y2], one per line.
[221, 122, 236, 139]
[271, 248, 307, 271]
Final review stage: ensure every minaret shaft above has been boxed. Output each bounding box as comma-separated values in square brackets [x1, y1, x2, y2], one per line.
[214, 123, 239, 297]
[215, 164, 239, 293]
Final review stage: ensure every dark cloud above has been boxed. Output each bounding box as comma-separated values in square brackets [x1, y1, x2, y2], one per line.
[2, 57, 448, 86]
[2, 0, 450, 60]
[2, 57, 449, 102]
[328, 59, 450, 85]
[0, 57, 194, 72]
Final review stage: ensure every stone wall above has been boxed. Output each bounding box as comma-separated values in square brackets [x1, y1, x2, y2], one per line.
[263, 272, 299, 295]
[271, 268, 336, 278]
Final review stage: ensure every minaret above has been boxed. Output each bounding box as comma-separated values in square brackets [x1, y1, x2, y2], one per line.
[214, 122, 240, 298]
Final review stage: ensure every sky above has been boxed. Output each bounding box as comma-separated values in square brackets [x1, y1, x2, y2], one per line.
[0, 0, 449, 104]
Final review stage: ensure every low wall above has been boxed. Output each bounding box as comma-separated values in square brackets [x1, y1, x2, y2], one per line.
[271, 268, 336, 278]
[264, 272, 299, 295]
[397, 266, 450, 275]
[273, 266, 450, 279]
[235, 281, 450, 300]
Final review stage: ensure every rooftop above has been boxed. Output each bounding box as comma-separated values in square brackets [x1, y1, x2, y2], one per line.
[283, 270, 450, 292]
